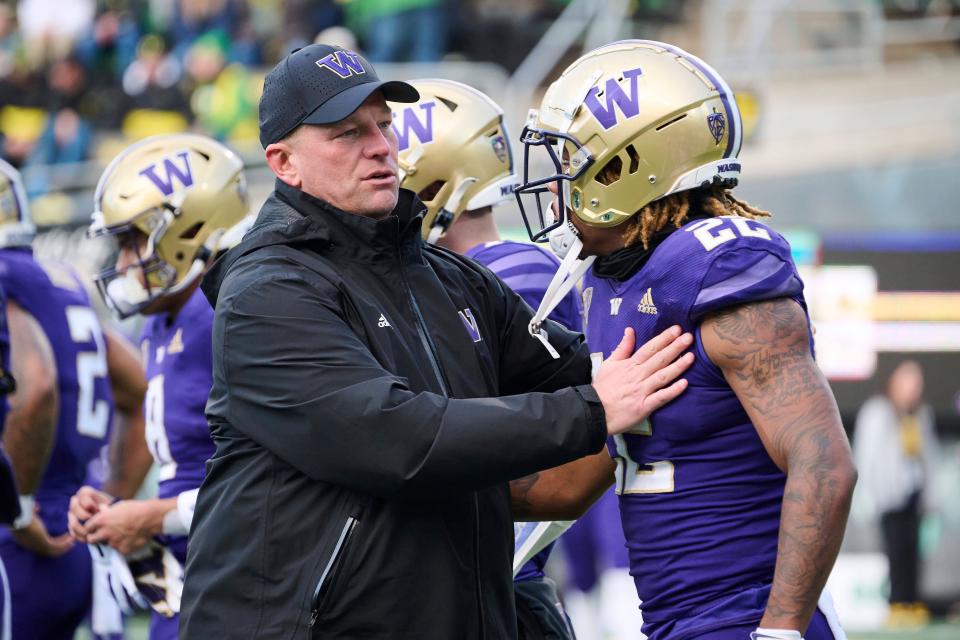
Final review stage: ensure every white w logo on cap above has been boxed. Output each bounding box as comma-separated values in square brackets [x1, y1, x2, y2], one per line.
[315, 51, 366, 78]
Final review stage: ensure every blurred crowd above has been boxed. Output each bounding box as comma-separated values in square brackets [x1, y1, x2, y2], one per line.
[0, 0, 595, 195]
[0, 0, 950, 203]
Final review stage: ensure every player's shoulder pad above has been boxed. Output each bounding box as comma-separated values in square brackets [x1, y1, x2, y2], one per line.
[669, 217, 803, 321]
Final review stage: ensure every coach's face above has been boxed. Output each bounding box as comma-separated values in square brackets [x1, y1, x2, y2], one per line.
[267, 92, 400, 219]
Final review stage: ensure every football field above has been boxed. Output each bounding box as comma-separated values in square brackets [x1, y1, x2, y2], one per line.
[849, 625, 960, 640]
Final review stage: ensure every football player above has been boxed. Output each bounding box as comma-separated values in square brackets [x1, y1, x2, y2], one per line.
[514, 41, 857, 640]
[392, 78, 616, 640]
[0, 158, 148, 640]
[68, 133, 251, 640]
[0, 282, 44, 640]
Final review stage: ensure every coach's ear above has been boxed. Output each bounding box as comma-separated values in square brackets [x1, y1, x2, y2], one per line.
[265, 136, 301, 188]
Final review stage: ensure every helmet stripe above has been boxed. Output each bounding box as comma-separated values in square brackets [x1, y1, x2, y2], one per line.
[630, 40, 741, 159]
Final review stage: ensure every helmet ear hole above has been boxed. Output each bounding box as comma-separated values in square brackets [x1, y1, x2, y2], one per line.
[625, 144, 641, 175]
[417, 180, 445, 203]
[179, 222, 204, 240]
[594, 156, 622, 186]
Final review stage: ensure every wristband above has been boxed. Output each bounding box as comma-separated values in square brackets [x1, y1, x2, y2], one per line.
[11, 495, 35, 530]
[750, 629, 802, 640]
[161, 507, 187, 536]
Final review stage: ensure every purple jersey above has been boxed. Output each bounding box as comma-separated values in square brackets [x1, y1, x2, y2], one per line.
[582, 216, 807, 637]
[140, 287, 215, 561]
[466, 240, 583, 335]
[466, 240, 583, 583]
[0, 247, 113, 534]
[0, 284, 8, 430]
[0, 247, 114, 638]
[0, 284, 18, 523]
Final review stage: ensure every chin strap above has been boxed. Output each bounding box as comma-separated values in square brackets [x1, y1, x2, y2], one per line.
[528, 236, 595, 359]
[425, 177, 477, 244]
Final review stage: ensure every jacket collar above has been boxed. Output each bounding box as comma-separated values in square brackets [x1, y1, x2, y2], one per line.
[273, 179, 426, 260]
[202, 180, 427, 306]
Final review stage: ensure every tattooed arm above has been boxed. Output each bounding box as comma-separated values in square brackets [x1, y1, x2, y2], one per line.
[701, 297, 856, 633]
[510, 451, 615, 521]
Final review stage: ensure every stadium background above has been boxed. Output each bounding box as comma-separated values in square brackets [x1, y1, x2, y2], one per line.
[3, 0, 957, 637]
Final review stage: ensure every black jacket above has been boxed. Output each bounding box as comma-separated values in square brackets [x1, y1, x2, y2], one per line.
[179, 182, 606, 639]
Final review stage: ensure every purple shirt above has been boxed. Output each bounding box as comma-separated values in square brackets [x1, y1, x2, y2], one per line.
[582, 216, 807, 636]
[466, 240, 583, 335]
[0, 247, 113, 535]
[140, 287, 216, 503]
[466, 240, 583, 582]
[0, 284, 8, 430]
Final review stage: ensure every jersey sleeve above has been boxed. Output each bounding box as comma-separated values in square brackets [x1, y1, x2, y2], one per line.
[687, 225, 805, 322]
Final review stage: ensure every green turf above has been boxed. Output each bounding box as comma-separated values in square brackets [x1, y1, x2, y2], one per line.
[848, 624, 960, 640]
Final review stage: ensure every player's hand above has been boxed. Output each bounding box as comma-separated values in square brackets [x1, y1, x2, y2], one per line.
[11, 508, 75, 557]
[85, 500, 153, 556]
[68, 485, 113, 541]
[593, 325, 694, 436]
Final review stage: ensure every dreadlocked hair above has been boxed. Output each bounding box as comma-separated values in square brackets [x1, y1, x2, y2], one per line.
[621, 186, 771, 249]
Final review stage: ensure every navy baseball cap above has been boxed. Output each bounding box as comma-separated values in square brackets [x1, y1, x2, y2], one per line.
[258, 44, 419, 147]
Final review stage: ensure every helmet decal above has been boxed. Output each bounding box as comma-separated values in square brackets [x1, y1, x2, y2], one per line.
[583, 67, 644, 130]
[707, 109, 726, 145]
[393, 101, 436, 151]
[138, 151, 195, 196]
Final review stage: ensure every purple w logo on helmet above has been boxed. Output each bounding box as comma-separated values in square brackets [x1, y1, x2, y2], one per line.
[584, 67, 644, 130]
[139, 152, 194, 197]
[315, 51, 366, 78]
[392, 101, 436, 151]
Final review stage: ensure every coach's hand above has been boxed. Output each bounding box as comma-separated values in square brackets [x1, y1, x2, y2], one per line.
[593, 325, 694, 436]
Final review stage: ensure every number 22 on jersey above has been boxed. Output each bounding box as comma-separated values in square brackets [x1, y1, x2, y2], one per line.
[591, 352, 675, 495]
[687, 216, 771, 251]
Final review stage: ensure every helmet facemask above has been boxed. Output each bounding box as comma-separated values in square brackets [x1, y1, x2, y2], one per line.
[89, 205, 206, 319]
[514, 125, 593, 243]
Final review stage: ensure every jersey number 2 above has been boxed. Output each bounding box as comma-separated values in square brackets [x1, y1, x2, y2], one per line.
[66, 306, 109, 438]
[591, 353, 675, 494]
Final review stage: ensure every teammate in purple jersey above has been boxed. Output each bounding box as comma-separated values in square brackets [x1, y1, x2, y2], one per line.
[392, 79, 591, 639]
[68, 133, 251, 640]
[0, 285, 19, 524]
[514, 41, 857, 640]
[0, 159, 147, 640]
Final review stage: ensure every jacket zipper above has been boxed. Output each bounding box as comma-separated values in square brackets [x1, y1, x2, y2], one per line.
[308, 516, 358, 628]
[396, 250, 450, 396]
[398, 243, 484, 637]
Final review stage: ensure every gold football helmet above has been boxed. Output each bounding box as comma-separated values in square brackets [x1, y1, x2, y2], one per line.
[89, 133, 250, 318]
[515, 40, 743, 242]
[390, 79, 518, 243]
[0, 158, 35, 248]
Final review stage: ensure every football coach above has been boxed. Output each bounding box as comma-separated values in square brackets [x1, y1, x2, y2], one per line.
[179, 44, 693, 639]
